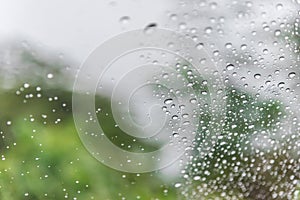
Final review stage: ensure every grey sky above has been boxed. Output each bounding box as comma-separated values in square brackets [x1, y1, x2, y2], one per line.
[0, 0, 170, 62]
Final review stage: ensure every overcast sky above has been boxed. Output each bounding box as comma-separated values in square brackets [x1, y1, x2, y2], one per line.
[0, 0, 170, 63]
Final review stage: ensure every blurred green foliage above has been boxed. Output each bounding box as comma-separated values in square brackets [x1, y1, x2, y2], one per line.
[0, 50, 178, 199]
[0, 87, 178, 200]
[0, 46, 299, 200]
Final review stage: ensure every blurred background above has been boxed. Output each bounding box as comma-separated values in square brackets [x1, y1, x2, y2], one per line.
[0, 0, 299, 199]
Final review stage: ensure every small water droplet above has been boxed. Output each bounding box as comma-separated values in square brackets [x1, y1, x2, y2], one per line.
[225, 43, 232, 49]
[274, 30, 281, 36]
[276, 3, 283, 10]
[210, 2, 217, 9]
[162, 106, 167, 112]
[246, 1, 253, 7]
[170, 14, 178, 21]
[174, 183, 182, 188]
[173, 133, 179, 138]
[278, 82, 285, 88]
[196, 43, 204, 50]
[24, 83, 30, 88]
[263, 25, 270, 31]
[201, 91, 208, 95]
[179, 22, 187, 30]
[144, 23, 157, 34]
[204, 27, 212, 34]
[263, 49, 268, 54]
[119, 16, 130, 25]
[162, 73, 169, 79]
[172, 115, 179, 120]
[213, 50, 219, 56]
[182, 113, 189, 118]
[47, 73, 54, 79]
[240, 44, 247, 50]
[190, 98, 197, 104]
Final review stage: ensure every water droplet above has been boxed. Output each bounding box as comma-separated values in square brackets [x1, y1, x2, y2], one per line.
[226, 64, 235, 70]
[119, 16, 130, 25]
[182, 114, 189, 118]
[254, 74, 261, 79]
[240, 44, 247, 50]
[263, 25, 270, 31]
[213, 50, 219, 56]
[162, 73, 169, 79]
[172, 115, 179, 120]
[174, 183, 182, 188]
[144, 23, 157, 34]
[210, 2, 217, 9]
[263, 49, 269, 54]
[196, 43, 204, 50]
[274, 30, 281, 36]
[225, 43, 232, 49]
[278, 82, 285, 88]
[164, 98, 173, 105]
[170, 14, 177, 21]
[190, 98, 197, 104]
[190, 27, 197, 34]
[201, 91, 208, 95]
[173, 133, 179, 138]
[276, 3, 283, 10]
[47, 73, 54, 79]
[179, 22, 187, 30]
[23, 83, 30, 88]
[204, 27, 212, 34]
[246, 1, 253, 7]
[288, 72, 296, 78]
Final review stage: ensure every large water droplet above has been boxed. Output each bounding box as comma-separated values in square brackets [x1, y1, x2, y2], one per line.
[254, 74, 261, 79]
[164, 98, 173, 105]
[288, 72, 296, 78]
[226, 64, 235, 71]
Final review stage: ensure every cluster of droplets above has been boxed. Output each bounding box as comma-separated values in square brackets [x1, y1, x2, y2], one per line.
[163, 0, 300, 199]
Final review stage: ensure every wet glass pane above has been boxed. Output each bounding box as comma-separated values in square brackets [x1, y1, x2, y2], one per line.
[0, 0, 299, 199]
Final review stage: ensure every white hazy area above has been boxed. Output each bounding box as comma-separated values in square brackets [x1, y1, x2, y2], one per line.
[0, 0, 170, 63]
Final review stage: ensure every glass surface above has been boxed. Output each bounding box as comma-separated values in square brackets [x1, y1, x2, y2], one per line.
[0, 0, 299, 199]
